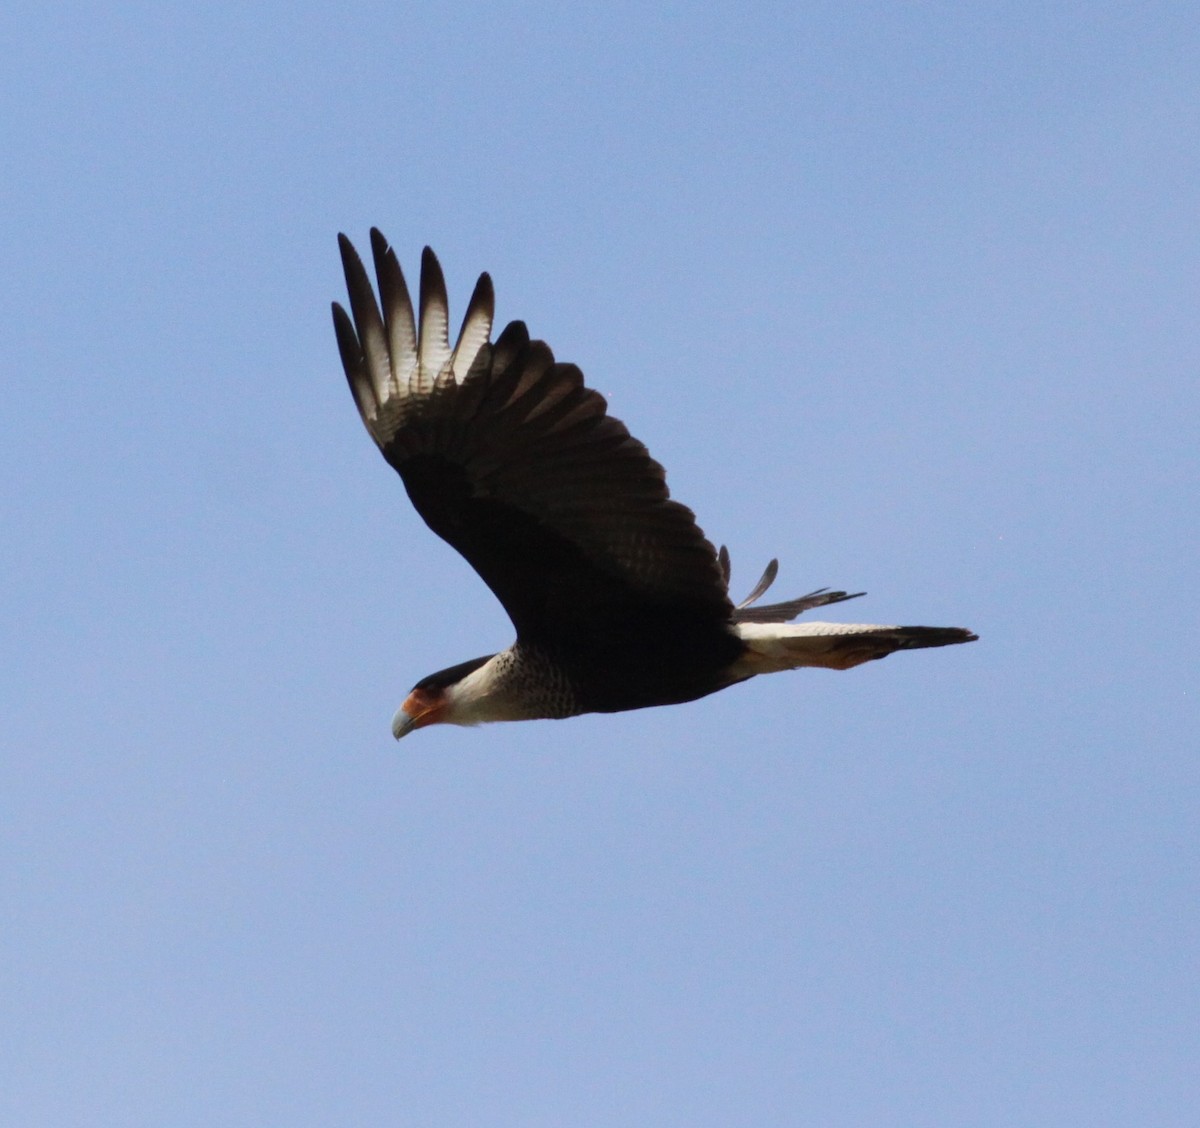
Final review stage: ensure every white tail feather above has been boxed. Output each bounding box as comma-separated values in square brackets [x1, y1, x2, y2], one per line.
[732, 620, 975, 675]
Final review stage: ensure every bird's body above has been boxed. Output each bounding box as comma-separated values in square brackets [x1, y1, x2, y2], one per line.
[332, 231, 976, 738]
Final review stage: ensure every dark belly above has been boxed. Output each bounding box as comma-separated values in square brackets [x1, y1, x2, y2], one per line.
[546, 616, 747, 715]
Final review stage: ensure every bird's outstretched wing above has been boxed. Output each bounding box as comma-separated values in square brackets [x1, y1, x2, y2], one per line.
[333, 230, 733, 642]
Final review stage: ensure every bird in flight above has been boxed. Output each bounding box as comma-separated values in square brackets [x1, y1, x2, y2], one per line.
[333, 230, 976, 739]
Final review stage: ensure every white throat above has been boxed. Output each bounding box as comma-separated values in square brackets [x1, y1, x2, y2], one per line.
[442, 650, 531, 726]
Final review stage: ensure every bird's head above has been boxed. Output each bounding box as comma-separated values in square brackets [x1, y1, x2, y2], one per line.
[391, 654, 498, 739]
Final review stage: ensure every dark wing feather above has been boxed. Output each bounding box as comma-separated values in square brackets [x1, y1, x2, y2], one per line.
[720, 550, 866, 623]
[735, 558, 779, 609]
[732, 588, 866, 623]
[334, 231, 732, 641]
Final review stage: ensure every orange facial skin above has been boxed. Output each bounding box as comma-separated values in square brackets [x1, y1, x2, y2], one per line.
[392, 686, 448, 738]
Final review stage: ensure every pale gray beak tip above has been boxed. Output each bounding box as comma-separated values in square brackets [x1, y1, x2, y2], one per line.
[392, 708, 416, 740]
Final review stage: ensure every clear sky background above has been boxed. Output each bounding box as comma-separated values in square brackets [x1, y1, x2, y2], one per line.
[3, 3, 1197, 1125]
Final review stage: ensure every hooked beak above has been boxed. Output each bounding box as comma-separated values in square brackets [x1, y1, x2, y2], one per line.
[392, 705, 418, 740]
[392, 687, 446, 740]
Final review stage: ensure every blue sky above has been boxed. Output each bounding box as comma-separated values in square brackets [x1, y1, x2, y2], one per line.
[3, 3, 1197, 1124]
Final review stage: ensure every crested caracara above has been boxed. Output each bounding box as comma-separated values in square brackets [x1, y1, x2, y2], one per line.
[332, 231, 976, 739]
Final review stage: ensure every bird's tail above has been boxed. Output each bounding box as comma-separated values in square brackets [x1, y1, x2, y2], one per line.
[731, 620, 977, 676]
